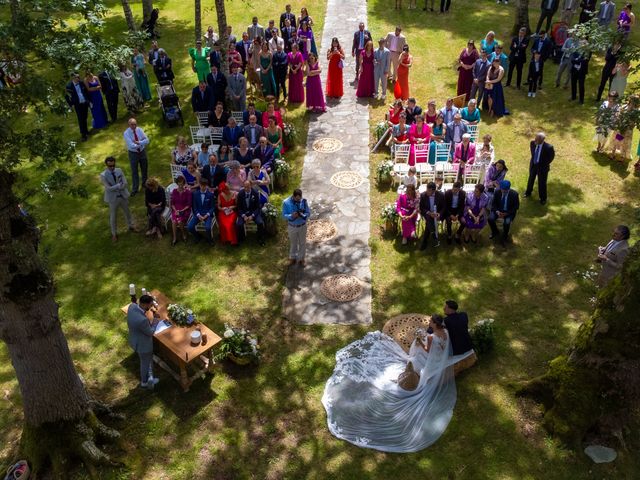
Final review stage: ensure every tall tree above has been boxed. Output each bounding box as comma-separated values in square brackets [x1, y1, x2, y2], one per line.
[142, 0, 154, 24]
[513, 0, 530, 35]
[215, 0, 229, 74]
[121, 0, 137, 32]
[195, 0, 202, 41]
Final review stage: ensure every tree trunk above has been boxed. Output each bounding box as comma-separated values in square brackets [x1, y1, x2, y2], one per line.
[142, 0, 154, 23]
[513, 0, 531, 35]
[215, 0, 229, 75]
[518, 242, 640, 446]
[121, 0, 137, 32]
[195, 0, 202, 42]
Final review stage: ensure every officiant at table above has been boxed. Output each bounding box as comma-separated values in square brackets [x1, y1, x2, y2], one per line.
[127, 294, 160, 389]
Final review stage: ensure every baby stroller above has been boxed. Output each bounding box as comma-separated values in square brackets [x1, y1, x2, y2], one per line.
[156, 81, 183, 126]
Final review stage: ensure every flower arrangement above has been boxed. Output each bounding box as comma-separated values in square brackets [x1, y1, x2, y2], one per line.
[377, 160, 394, 183]
[261, 202, 278, 219]
[167, 304, 196, 327]
[470, 318, 495, 355]
[283, 122, 298, 146]
[374, 121, 390, 142]
[215, 324, 261, 364]
[380, 203, 399, 221]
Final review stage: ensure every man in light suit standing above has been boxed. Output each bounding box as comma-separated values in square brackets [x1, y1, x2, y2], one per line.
[123, 118, 150, 195]
[100, 156, 135, 242]
[127, 294, 160, 389]
[385, 26, 406, 83]
[247, 17, 265, 40]
[596, 225, 630, 286]
[373, 38, 391, 100]
[351, 22, 372, 81]
[525, 132, 555, 205]
[597, 0, 616, 26]
[227, 65, 247, 111]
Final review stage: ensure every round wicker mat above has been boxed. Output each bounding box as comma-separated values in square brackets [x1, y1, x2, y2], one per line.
[320, 274, 363, 302]
[307, 219, 338, 243]
[330, 171, 364, 189]
[312, 137, 344, 153]
[382, 313, 432, 353]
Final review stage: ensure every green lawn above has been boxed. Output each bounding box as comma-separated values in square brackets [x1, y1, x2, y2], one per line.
[1, 0, 639, 478]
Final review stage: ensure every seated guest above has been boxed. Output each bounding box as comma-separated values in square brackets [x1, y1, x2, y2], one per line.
[392, 113, 410, 146]
[170, 175, 192, 245]
[453, 133, 476, 176]
[428, 113, 447, 164]
[445, 113, 468, 151]
[262, 102, 284, 129]
[443, 300, 474, 356]
[254, 136, 275, 172]
[460, 99, 481, 125]
[218, 143, 233, 164]
[201, 153, 226, 193]
[226, 160, 247, 192]
[233, 137, 254, 167]
[396, 183, 419, 245]
[460, 183, 489, 243]
[144, 178, 166, 239]
[191, 81, 215, 113]
[419, 181, 445, 250]
[400, 166, 417, 191]
[223, 116, 244, 147]
[420, 99, 436, 124]
[181, 160, 201, 190]
[206, 64, 227, 105]
[187, 177, 215, 243]
[484, 159, 507, 196]
[444, 181, 466, 244]
[236, 180, 266, 245]
[207, 101, 229, 128]
[172, 136, 197, 165]
[197, 143, 211, 168]
[488, 180, 519, 246]
[243, 114, 264, 148]
[475, 133, 495, 165]
[388, 99, 404, 125]
[265, 115, 285, 157]
[405, 97, 422, 124]
[596, 225, 631, 287]
[439, 98, 459, 125]
[248, 158, 271, 205]
[217, 181, 238, 246]
[242, 102, 263, 125]
[408, 114, 431, 166]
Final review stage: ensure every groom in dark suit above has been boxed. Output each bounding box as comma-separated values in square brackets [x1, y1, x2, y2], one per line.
[98, 70, 119, 123]
[525, 132, 555, 205]
[443, 300, 473, 356]
[351, 23, 372, 81]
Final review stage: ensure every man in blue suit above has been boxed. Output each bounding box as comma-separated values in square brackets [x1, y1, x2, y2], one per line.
[188, 177, 216, 243]
[254, 136, 275, 172]
[191, 81, 215, 113]
[127, 294, 160, 388]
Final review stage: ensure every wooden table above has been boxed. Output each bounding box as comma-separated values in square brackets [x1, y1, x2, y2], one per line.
[121, 290, 222, 392]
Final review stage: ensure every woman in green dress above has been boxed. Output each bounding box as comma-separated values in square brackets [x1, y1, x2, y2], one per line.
[259, 42, 277, 98]
[265, 115, 284, 158]
[131, 47, 152, 101]
[189, 40, 211, 82]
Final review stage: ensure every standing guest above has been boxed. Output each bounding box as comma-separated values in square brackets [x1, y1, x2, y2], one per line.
[460, 99, 481, 125]
[440, 97, 459, 125]
[280, 4, 297, 30]
[282, 18, 296, 51]
[445, 113, 468, 150]
[248, 158, 271, 205]
[287, 43, 305, 103]
[171, 136, 197, 166]
[282, 188, 310, 265]
[393, 44, 412, 101]
[306, 52, 326, 112]
[424, 99, 438, 124]
[326, 37, 345, 99]
[127, 295, 160, 389]
[457, 40, 479, 101]
[299, 8, 318, 55]
[273, 44, 289, 102]
[298, 21, 315, 61]
[247, 17, 265, 40]
[246, 37, 262, 92]
[236, 180, 266, 245]
[460, 183, 489, 243]
[596, 43, 621, 102]
[396, 184, 419, 245]
[356, 41, 376, 98]
[98, 69, 120, 123]
[189, 40, 211, 82]
[453, 134, 476, 177]
[243, 114, 264, 148]
[530, 31, 553, 88]
[188, 177, 216, 243]
[373, 38, 391, 100]
[132, 47, 152, 101]
[536, 0, 560, 33]
[617, 4, 635, 36]
[528, 51, 544, 98]
[579, 0, 598, 22]
[610, 62, 630, 97]
[480, 31, 498, 54]
[207, 101, 229, 129]
[475, 134, 495, 165]
[606, 94, 639, 161]
[444, 181, 466, 244]
[259, 42, 277, 98]
[84, 71, 108, 130]
[489, 44, 509, 71]
[408, 114, 431, 165]
[226, 160, 248, 192]
[385, 26, 406, 83]
[144, 177, 166, 239]
[570, 48, 590, 105]
[428, 113, 447, 164]
[148, 40, 161, 74]
[470, 49, 491, 105]
[488, 180, 520, 246]
[237, 32, 252, 73]
[191, 81, 215, 113]
[223, 116, 244, 148]
[506, 27, 529, 89]
[525, 132, 555, 205]
[443, 300, 474, 356]
[405, 98, 423, 124]
[287, 30, 305, 56]
[100, 156, 134, 242]
[119, 64, 144, 114]
[597, 0, 616, 26]
[389, 100, 405, 125]
[266, 115, 285, 157]
[596, 91, 619, 153]
[65, 72, 90, 141]
[206, 64, 227, 106]
[227, 65, 247, 112]
[352, 22, 372, 81]
[555, 33, 575, 88]
[234, 137, 254, 168]
[209, 42, 222, 71]
[154, 49, 175, 84]
[217, 181, 238, 246]
[596, 225, 630, 286]
[227, 42, 243, 74]
[170, 175, 192, 245]
[265, 20, 278, 42]
[440, 0, 452, 13]
[262, 102, 284, 129]
[201, 153, 226, 192]
[204, 25, 219, 48]
[485, 57, 508, 117]
[419, 181, 445, 250]
[123, 118, 149, 195]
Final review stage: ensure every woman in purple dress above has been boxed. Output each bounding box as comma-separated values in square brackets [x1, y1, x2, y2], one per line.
[460, 183, 489, 243]
[287, 43, 305, 103]
[396, 184, 419, 245]
[305, 52, 326, 112]
[298, 21, 315, 61]
[356, 41, 375, 98]
[170, 175, 192, 245]
[617, 5, 633, 37]
[456, 41, 478, 102]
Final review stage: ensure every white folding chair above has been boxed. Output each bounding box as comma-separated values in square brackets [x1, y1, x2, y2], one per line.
[467, 125, 479, 143]
[210, 127, 223, 144]
[196, 111, 209, 127]
[441, 164, 459, 192]
[190, 125, 212, 144]
[231, 111, 244, 126]
[193, 214, 218, 239]
[434, 142, 451, 167]
[415, 163, 435, 186]
[413, 143, 429, 164]
[170, 164, 184, 182]
[162, 183, 178, 229]
[393, 144, 410, 163]
[462, 164, 483, 193]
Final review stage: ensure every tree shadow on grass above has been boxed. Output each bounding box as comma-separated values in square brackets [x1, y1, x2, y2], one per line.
[589, 151, 632, 180]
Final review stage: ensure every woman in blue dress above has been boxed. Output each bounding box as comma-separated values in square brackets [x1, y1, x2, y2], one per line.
[131, 47, 152, 101]
[484, 58, 509, 118]
[428, 113, 447, 164]
[480, 31, 497, 55]
[83, 71, 108, 129]
[248, 159, 270, 205]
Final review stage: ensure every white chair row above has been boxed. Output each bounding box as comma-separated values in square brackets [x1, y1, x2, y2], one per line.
[195, 111, 245, 128]
[190, 126, 223, 145]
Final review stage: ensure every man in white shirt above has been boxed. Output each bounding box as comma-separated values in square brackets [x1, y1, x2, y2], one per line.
[385, 26, 406, 83]
[123, 118, 150, 195]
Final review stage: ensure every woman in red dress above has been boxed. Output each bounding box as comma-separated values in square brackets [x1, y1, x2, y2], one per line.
[326, 37, 345, 98]
[394, 44, 412, 101]
[388, 99, 404, 125]
[217, 182, 238, 246]
[457, 40, 478, 101]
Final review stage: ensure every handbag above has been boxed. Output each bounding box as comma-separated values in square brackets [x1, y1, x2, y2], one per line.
[338, 59, 344, 69]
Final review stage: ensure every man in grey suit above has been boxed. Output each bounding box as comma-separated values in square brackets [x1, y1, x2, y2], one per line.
[99, 156, 135, 242]
[227, 65, 247, 111]
[373, 38, 391, 100]
[243, 114, 264, 148]
[597, 0, 616, 25]
[445, 114, 468, 153]
[596, 225, 630, 286]
[247, 17, 265, 40]
[127, 295, 160, 389]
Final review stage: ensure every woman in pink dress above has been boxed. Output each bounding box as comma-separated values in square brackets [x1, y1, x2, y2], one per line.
[396, 184, 419, 245]
[170, 175, 192, 245]
[287, 43, 305, 103]
[408, 114, 431, 165]
[305, 52, 326, 112]
[356, 41, 375, 98]
[457, 40, 478, 101]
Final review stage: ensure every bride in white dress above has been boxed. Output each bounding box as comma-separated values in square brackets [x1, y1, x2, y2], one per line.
[322, 315, 459, 453]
